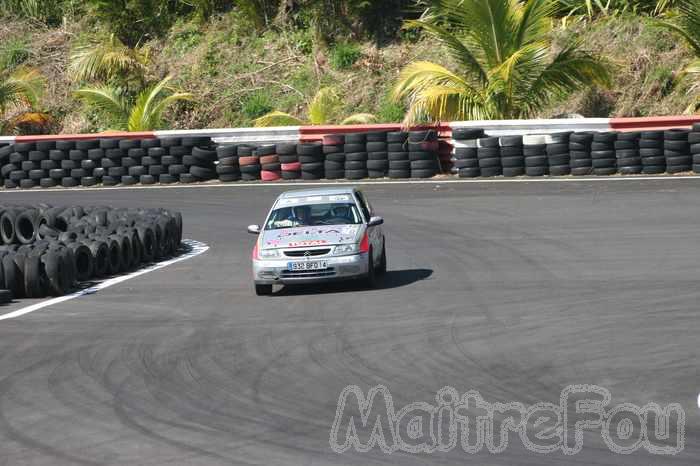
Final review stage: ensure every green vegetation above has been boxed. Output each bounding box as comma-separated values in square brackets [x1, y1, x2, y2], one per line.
[392, 0, 610, 122]
[253, 86, 377, 126]
[0, 0, 699, 134]
[330, 42, 362, 70]
[74, 75, 193, 131]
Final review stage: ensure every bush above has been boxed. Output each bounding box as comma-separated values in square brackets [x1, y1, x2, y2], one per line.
[377, 99, 406, 123]
[330, 42, 362, 70]
[241, 91, 274, 120]
[0, 38, 30, 71]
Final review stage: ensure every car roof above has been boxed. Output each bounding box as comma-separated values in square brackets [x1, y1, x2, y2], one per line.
[277, 187, 357, 199]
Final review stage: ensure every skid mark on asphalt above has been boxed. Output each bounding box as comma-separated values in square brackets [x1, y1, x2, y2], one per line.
[0, 239, 209, 321]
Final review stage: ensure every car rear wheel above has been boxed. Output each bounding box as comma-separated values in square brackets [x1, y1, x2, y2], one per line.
[365, 249, 377, 288]
[255, 284, 273, 296]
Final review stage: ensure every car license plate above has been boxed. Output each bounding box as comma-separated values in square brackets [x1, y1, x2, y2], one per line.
[288, 260, 327, 271]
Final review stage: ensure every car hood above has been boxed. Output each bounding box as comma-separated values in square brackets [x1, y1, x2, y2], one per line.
[261, 225, 362, 249]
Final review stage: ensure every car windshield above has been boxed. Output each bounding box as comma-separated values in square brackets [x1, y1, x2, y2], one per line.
[265, 202, 362, 230]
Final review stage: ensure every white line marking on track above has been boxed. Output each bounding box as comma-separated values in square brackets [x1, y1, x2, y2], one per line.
[0, 239, 209, 321]
[1, 175, 700, 193]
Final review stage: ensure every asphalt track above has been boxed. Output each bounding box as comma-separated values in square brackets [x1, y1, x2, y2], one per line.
[0, 179, 698, 465]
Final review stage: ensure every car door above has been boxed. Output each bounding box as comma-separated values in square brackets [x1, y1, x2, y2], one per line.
[355, 190, 382, 262]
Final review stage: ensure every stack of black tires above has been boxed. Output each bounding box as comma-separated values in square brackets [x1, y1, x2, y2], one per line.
[215, 144, 241, 182]
[0, 205, 182, 300]
[477, 136, 501, 177]
[387, 131, 409, 179]
[615, 132, 642, 175]
[569, 132, 593, 176]
[409, 130, 440, 178]
[691, 125, 700, 174]
[278, 143, 300, 180]
[366, 131, 389, 178]
[452, 131, 481, 178]
[664, 129, 691, 174]
[545, 132, 571, 176]
[343, 133, 367, 180]
[640, 131, 665, 174]
[499, 135, 525, 177]
[523, 135, 547, 176]
[451, 128, 483, 178]
[0, 137, 215, 189]
[298, 143, 324, 180]
[322, 134, 345, 179]
[591, 132, 617, 176]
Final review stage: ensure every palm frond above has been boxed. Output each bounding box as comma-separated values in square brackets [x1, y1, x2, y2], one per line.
[526, 42, 611, 116]
[253, 111, 304, 127]
[340, 113, 378, 125]
[69, 34, 149, 84]
[514, 0, 557, 46]
[308, 87, 340, 125]
[404, 18, 487, 83]
[0, 67, 44, 114]
[392, 61, 486, 122]
[73, 85, 130, 130]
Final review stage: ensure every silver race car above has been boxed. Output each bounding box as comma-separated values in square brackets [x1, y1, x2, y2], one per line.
[248, 187, 386, 295]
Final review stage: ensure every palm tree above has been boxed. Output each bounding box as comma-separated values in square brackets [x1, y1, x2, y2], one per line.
[392, 0, 611, 123]
[74, 75, 192, 131]
[253, 87, 377, 127]
[0, 67, 47, 134]
[69, 34, 150, 88]
[656, 0, 700, 111]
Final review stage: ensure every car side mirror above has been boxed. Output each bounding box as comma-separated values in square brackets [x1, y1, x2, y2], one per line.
[368, 216, 384, 227]
[247, 224, 261, 234]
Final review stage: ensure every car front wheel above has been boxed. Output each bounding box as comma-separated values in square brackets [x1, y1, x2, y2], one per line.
[255, 284, 273, 296]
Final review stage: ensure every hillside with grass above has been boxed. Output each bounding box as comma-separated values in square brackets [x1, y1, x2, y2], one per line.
[1, 1, 699, 135]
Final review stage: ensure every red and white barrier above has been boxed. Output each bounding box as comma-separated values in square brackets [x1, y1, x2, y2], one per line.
[3, 114, 700, 147]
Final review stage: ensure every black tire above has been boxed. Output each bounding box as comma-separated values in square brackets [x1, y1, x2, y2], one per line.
[345, 169, 368, 180]
[478, 157, 501, 168]
[388, 169, 410, 179]
[525, 166, 547, 176]
[3, 254, 21, 297]
[458, 167, 480, 178]
[40, 178, 57, 188]
[502, 167, 525, 177]
[411, 168, 438, 178]
[255, 284, 273, 296]
[23, 253, 45, 298]
[619, 165, 643, 175]
[571, 167, 593, 176]
[158, 174, 178, 184]
[593, 167, 617, 176]
[140, 174, 156, 184]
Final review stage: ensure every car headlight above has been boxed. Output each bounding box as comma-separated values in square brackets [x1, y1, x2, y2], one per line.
[333, 244, 359, 256]
[258, 248, 281, 259]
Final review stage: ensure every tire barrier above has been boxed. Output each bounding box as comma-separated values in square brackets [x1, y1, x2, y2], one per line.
[664, 129, 691, 174]
[214, 130, 440, 182]
[641, 131, 665, 174]
[0, 205, 182, 301]
[569, 132, 593, 176]
[546, 132, 571, 176]
[6, 125, 700, 189]
[0, 137, 216, 189]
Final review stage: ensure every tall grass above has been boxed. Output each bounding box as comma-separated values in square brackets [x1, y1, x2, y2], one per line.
[557, 0, 678, 16]
[0, 0, 80, 25]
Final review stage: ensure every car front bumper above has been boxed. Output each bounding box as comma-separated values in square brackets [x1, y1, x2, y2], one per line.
[253, 253, 369, 285]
